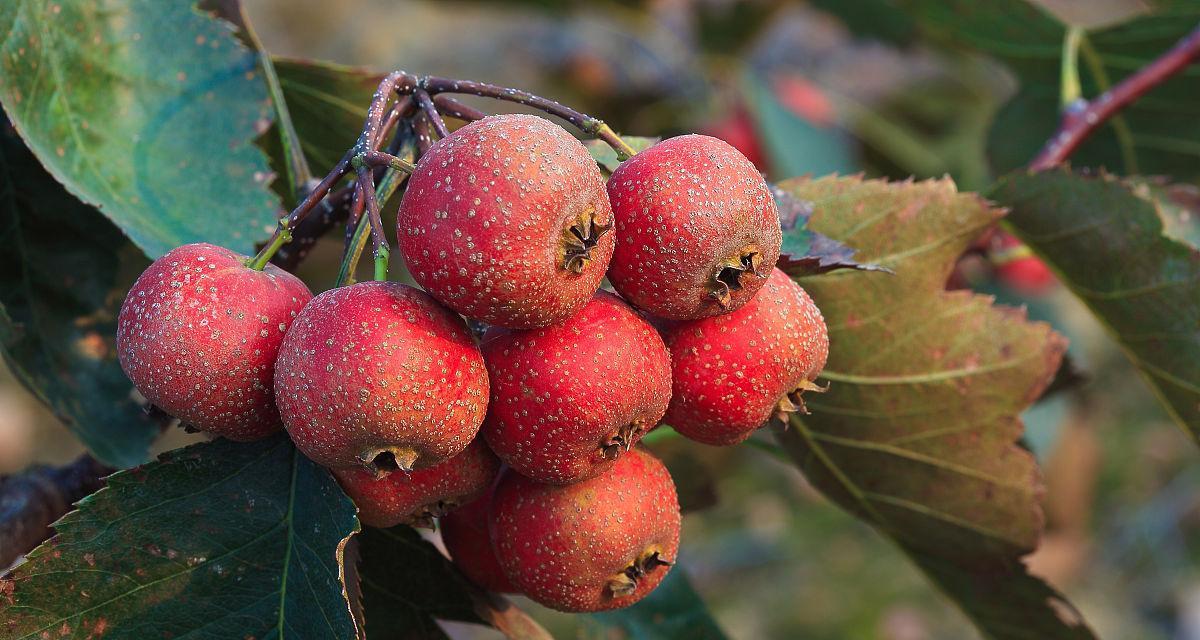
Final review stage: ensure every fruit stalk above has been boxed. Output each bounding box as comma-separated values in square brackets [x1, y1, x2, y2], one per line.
[392, 72, 637, 159]
[414, 88, 451, 138]
[433, 95, 487, 122]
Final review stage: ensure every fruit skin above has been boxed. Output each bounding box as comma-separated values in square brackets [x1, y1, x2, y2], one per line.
[274, 281, 489, 473]
[334, 437, 500, 529]
[490, 447, 680, 613]
[663, 268, 828, 446]
[397, 114, 615, 329]
[116, 243, 312, 441]
[481, 292, 672, 484]
[440, 489, 519, 594]
[606, 134, 782, 321]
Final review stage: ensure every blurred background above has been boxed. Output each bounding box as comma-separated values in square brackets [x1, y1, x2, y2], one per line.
[4, 1, 1199, 638]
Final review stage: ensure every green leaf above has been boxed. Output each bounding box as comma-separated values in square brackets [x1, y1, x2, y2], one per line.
[898, 0, 1200, 180]
[774, 175, 1094, 639]
[270, 58, 381, 180]
[990, 168, 1200, 439]
[585, 136, 659, 174]
[0, 122, 158, 468]
[0, 435, 359, 639]
[357, 526, 480, 638]
[582, 569, 728, 640]
[0, 0, 280, 259]
[355, 526, 553, 640]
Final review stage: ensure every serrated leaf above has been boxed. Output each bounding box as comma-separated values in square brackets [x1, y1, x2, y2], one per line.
[585, 136, 658, 174]
[0, 435, 359, 640]
[0, 0, 279, 259]
[774, 186, 891, 277]
[581, 568, 728, 640]
[774, 175, 1094, 639]
[898, 0, 1200, 180]
[991, 168, 1200, 438]
[0, 122, 157, 468]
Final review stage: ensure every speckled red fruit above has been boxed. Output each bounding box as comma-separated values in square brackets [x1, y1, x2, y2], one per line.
[481, 292, 671, 484]
[397, 114, 615, 329]
[335, 437, 499, 528]
[490, 448, 680, 613]
[116, 243, 312, 441]
[274, 281, 488, 473]
[663, 268, 828, 446]
[606, 134, 782, 321]
[440, 490, 519, 594]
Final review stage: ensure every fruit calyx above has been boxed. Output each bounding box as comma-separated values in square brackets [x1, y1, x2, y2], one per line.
[408, 499, 460, 530]
[606, 547, 674, 598]
[561, 206, 614, 274]
[772, 379, 830, 423]
[359, 446, 421, 477]
[709, 246, 764, 309]
[600, 419, 648, 460]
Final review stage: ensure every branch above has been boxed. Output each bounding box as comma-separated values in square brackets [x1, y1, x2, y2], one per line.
[1031, 23, 1200, 170]
[433, 95, 486, 122]
[0, 455, 112, 571]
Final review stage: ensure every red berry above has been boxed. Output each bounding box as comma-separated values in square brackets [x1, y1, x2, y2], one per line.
[274, 281, 489, 474]
[440, 490, 519, 594]
[334, 438, 499, 528]
[663, 268, 828, 446]
[481, 292, 671, 484]
[606, 134, 782, 321]
[490, 447, 680, 612]
[397, 114, 615, 329]
[116, 243, 312, 441]
[991, 232, 1056, 295]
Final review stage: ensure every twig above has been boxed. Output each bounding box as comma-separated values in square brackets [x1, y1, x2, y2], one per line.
[0, 455, 112, 571]
[433, 95, 486, 122]
[414, 89, 450, 138]
[1031, 23, 1200, 170]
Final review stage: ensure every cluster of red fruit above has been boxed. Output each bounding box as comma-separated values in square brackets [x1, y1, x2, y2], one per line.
[115, 115, 829, 613]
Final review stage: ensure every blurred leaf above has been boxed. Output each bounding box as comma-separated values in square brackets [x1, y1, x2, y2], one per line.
[775, 175, 1094, 639]
[585, 136, 659, 174]
[898, 0, 1200, 180]
[0, 435, 359, 639]
[0, 123, 157, 468]
[991, 168, 1200, 439]
[357, 526, 550, 640]
[744, 72, 856, 181]
[774, 186, 892, 277]
[809, 0, 918, 45]
[270, 58, 382, 178]
[0, 0, 280, 259]
[582, 569, 728, 640]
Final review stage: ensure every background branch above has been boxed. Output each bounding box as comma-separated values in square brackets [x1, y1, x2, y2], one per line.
[1031, 23, 1200, 170]
[0, 455, 113, 571]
